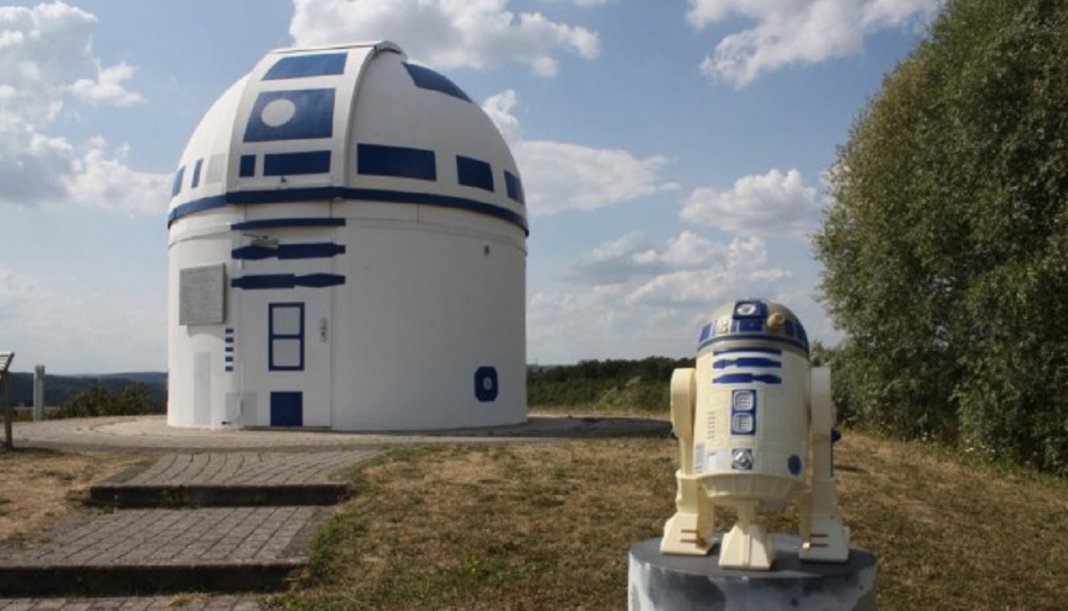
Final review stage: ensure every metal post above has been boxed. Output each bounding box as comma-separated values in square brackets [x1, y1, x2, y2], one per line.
[2, 371, 10, 450]
[0, 352, 14, 450]
[33, 365, 45, 421]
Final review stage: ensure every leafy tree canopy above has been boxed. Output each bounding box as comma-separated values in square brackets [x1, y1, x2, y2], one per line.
[816, 0, 1068, 473]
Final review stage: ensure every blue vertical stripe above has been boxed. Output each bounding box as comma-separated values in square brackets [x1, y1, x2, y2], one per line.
[239, 155, 256, 177]
[191, 159, 203, 189]
[504, 171, 524, 204]
[172, 166, 185, 196]
[456, 156, 494, 192]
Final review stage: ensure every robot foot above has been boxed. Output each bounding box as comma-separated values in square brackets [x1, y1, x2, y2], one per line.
[800, 518, 850, 563]
[718, 521, 774, 570]
[660, 512, 713, 556]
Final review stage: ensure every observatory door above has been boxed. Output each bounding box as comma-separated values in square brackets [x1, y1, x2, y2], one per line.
[236, 225, 338, 429]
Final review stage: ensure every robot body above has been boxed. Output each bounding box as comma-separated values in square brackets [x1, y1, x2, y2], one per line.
[661, 299, 849, 570]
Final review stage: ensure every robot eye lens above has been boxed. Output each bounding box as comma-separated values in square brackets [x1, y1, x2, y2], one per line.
[736, 303, 757, 316]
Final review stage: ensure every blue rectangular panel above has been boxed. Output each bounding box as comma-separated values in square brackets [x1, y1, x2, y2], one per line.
[244, 89, 335, 142]
[172, 166, 185, 196]
[239, 155, 256, 177]
[263, 53, 347, 80]
[504, 170, 524, 204]
[402, 63, 471, 103]
[191, 159, 203, 189]
[270, 392, 303, 427]
[456, 156, 494, 192]
[357, 143, 436, 181]
[263, 151, 331, 176]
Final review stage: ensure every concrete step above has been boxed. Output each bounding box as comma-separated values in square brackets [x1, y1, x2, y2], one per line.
[88, 451, 371, 508]
[89, 482, 349, 508]
[0, 594, 265, 610]
[0, 507, 321, 598]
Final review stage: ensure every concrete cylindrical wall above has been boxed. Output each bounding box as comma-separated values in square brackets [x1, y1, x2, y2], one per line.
[166, 42, 527, 431]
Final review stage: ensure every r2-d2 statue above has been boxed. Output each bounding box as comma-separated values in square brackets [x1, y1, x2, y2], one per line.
[661, 299, 849, 570]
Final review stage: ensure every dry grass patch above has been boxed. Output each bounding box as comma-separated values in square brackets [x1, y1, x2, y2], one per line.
[0, 448, 145, 542]
[275, 433, 1068, 611]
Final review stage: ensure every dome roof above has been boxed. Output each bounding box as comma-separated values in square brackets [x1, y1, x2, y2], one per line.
[697, 299, 810, 355]
[167, 41, 526, 234]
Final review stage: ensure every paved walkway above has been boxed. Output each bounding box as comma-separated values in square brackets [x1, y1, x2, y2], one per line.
[0, 449, 378, 604]
[11, 414, 671, 452]
[109, 451, 371, 487]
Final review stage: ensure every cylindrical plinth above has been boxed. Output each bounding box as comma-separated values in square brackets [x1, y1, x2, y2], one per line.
[629, 536, 877, 611]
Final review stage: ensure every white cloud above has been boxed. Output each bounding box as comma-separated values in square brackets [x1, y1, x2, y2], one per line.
[625, 235, 791, 307]
[528, 232, 797, 362]
[680, 168, 822, 239]
[570, 230, 726, 283]
[289, 0, 600, 77]
[687, 0, 942, 87]
[71, 61, 145, 107]
[0, 2, 164, 213]
[482, 90, 669, 215]
[0, 266, 165, 373]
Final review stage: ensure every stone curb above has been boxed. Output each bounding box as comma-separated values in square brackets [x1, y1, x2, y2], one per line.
[88, 483, 350, 508]
[0, 561, 301, 598]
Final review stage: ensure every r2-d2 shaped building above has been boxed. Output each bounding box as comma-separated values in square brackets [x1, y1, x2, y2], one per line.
[166, 42, 527, 430]
[661, 299, 849, 570]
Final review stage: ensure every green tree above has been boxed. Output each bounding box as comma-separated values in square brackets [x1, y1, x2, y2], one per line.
[815, 0, 1068, 473]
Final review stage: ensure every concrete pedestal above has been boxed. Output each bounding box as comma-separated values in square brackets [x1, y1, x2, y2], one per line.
[629, 536, 877, 611]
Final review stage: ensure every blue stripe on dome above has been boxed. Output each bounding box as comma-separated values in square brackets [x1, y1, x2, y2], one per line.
[357, 143, 436, 181]
[504, 170, 524, 204]
[403, 63, 472, 103]
[239, 155, 256, 177]
[263, 151, 331, 176]
[167, 187, 529, 234]
[172, 166, 185, 196]
[263, 53, 347, 80]
[456, 156, 494, 192]
[244, 89, 335, 142]
[231, 218, 345, 230]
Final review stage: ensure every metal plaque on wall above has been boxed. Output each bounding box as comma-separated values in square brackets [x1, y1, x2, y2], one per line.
[179, 264, 226, 325]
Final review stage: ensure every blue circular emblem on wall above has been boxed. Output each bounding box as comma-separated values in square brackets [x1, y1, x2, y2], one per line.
[788, 455, 802, 476]
[474, 366, 498, 402]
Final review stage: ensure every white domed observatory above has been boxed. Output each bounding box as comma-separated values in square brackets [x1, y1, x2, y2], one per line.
[166, 42, 528, 431]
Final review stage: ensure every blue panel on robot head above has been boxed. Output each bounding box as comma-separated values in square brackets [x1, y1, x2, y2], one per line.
[697, 298, 809, 357]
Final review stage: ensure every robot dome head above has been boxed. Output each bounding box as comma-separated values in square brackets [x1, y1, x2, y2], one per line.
[696, 298, 809, 356]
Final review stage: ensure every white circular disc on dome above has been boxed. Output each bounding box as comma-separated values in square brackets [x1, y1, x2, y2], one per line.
[261, 98, 297, 127]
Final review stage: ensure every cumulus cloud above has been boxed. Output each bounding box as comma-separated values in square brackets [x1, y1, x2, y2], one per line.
[680, 168, 822, 239]
[0, 2, 165, 212]
[569, 231, 726, 283]
[528, 232, 796, 362]
[71, 62, 145, 107]
[687, 0, 943, 87]
[482, 90, 669, 215]
[289, 0, 600, 77]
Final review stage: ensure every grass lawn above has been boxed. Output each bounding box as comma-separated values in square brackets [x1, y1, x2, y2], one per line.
[0, 447, 145, 543]
[272, 427, 1068, 610]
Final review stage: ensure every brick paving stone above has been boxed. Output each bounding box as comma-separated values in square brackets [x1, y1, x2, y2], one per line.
[108, 451, 372, 488]
[0, 508, 318, 569]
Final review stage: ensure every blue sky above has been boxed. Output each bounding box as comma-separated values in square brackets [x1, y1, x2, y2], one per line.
[0, 0, 941, 373]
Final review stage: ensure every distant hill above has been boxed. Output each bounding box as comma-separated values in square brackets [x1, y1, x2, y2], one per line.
[4, 372, 167, 407]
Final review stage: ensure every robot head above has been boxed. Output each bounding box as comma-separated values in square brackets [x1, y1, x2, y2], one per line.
[696, 298, 809, 357]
